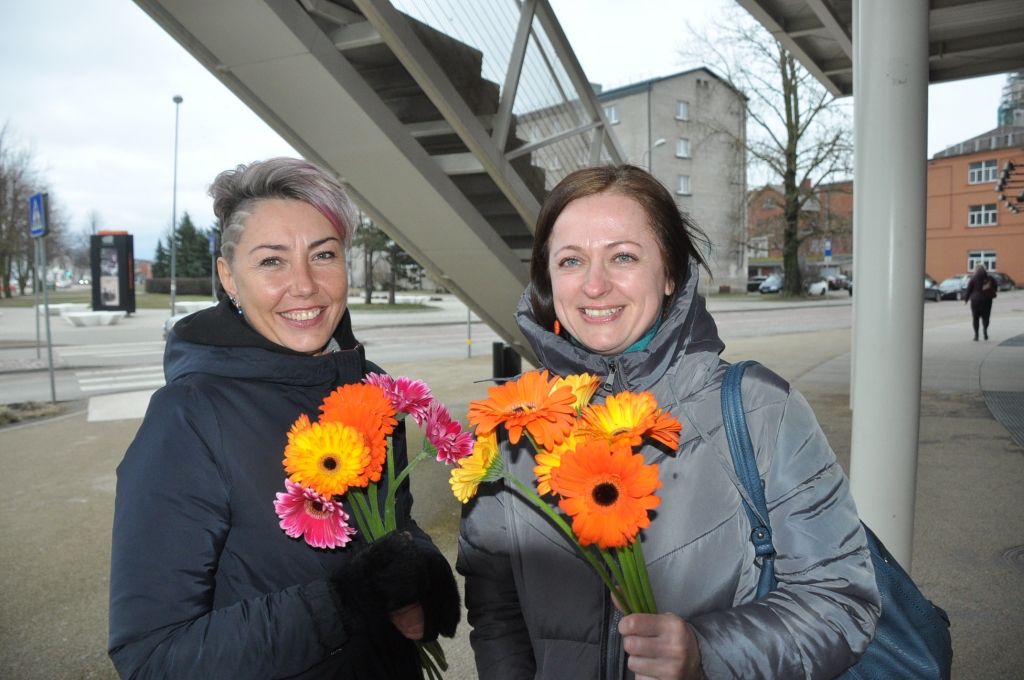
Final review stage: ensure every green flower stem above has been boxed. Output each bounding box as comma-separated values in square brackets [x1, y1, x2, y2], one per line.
[384, 439, 397, 533]
[614, 545, 643, 615]
[346, 491, 373, 541]
[597, 546, 633, 610]
[421, 640, 448, 671]
[504, 472, 632, 616]
[632, 539, 658, 614]
[416, 641, 441, 680]
[351, 490, 383, 541]
[385, 450, 431, 534]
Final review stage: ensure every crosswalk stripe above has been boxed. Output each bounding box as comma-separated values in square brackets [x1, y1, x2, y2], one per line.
[58, 341, 165, 356]
[79, 378, 166, 392]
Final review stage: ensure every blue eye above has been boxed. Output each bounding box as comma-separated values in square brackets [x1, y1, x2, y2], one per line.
[558, 256, 581, 268]
[614, 253, 637, 264]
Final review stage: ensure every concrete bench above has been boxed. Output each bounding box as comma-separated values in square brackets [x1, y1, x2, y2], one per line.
[36, 303, 90, 316]
[63, 311, 127, 327]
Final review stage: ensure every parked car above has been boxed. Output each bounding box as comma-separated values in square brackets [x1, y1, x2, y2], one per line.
[938, 275, 970, 300]
[746, 275, 768, 292]
[989, 272, 1017, 292]
[758, 274, 784, 294]
[924, 274, 942, 302]
[805, 279, 829, 295]
[826, 274, 849, 290]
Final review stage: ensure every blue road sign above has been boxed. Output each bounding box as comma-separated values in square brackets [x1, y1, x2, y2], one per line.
[208, 231, 217, 255]
[824, 239, 833, 257]
[29, 193, 48, 238]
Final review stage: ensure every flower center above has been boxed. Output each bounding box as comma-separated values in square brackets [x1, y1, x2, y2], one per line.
[508, 400, 537, 415]
[304, 499, 332, 519]
[321, 455, 338, 471]
[591, 482, 620, 506]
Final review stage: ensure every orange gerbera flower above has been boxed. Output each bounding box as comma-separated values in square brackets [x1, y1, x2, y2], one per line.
[288, 413, 312, 443]
[467, 370, 577, 450]
[319, 383, 398, 485]
[580, 391, 682, 450]
[283, 421, 371, 497]
[533, 428, 590, 496]
[553, 373, 602, 413]
[551, 438, 662, 549]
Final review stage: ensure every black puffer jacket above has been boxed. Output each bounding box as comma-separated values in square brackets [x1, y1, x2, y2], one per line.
[109, 301, 442, 679]
[964, 269, 993, 303]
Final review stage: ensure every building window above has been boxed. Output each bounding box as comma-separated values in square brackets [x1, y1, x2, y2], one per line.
[677, 175, 691, 195]
[604, 105, 619, 125]
[676, 101, 690, 121]
[676, 138, 691, 158]
[968, 159, 998, 184]
[549, 155, 562, 170]
[967, 204, 997, 227]
[748, 236, 769, 258]
[761, 196, 776, 210]
[968, 250, 997, 271]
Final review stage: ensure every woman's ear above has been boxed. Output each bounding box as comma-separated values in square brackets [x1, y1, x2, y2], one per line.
[217, 258, 236, 298]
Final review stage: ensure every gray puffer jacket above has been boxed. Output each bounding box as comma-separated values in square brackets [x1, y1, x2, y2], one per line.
[457, 263, 880, 680]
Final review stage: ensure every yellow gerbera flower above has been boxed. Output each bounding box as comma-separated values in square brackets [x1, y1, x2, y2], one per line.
[580, 391, 682, 449]
[283, 421, 371, 497]
[450, 431, 503, 503]
[534, 429, 589, 496]
[287, 413, 312, 443]
[553, 373, 602, 413]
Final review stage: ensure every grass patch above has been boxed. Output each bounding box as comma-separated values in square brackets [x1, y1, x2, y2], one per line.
[0, 401, 65, 427]
[0, 292, 213, 309]
[347, 303, 437, 312]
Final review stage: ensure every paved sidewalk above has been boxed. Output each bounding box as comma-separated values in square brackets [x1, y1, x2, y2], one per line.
[2, 306, 1022, 679]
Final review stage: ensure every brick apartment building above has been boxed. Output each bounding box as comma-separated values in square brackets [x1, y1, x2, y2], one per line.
[746, 180, 853, 277]
[927, 125, 1024, 282]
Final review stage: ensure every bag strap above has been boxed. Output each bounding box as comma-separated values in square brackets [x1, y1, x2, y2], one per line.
[721, 360, 778, 598]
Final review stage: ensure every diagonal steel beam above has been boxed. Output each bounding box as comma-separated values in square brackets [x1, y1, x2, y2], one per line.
[492, 0, 538, 153]
[804, 0, 852, 58]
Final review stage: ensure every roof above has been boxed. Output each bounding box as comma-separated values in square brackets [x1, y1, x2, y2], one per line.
[931, 125, 1024, 160]
[734, 0, 1024, 97]
[597, 67, 734, 102]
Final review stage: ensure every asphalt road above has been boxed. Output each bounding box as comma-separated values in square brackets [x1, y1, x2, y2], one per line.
[0, 291, 1006, 406]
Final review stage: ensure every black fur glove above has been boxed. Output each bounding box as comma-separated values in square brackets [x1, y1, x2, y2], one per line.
[331, 531, 461, 642]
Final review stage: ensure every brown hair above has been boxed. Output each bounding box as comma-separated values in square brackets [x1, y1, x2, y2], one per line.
[529, 165, 709, 333]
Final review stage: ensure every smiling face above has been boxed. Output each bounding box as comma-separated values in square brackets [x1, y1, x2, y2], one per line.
[218, 198, 348, 354]
[548, 191, 673, 356]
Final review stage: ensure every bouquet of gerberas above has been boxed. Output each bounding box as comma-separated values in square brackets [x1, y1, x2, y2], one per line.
[274, 373, 473, 679]
[449, 370, 681, 615]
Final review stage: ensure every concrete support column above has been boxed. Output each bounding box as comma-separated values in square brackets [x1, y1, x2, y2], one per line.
[849, 0, 929, 569]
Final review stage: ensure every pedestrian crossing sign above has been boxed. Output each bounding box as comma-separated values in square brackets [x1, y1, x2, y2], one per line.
[30, 193, 48, 238]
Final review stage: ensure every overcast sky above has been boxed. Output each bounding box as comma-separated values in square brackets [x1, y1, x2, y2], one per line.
[0, 0, 1008, 261]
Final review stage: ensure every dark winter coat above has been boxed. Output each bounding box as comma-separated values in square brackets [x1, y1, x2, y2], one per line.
[108, 301, 432, 679]
[965, 269, 995, 303]
[457, 261, 880, 679]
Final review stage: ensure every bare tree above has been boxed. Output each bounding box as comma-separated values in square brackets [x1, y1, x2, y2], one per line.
[0, 123, 71, 296]
[681, 8, 852, 295]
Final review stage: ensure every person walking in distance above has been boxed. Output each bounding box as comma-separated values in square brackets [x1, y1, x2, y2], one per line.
[964, 264, 996, 341]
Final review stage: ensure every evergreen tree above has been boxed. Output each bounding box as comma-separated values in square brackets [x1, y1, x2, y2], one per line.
[153, 238, 169, 278]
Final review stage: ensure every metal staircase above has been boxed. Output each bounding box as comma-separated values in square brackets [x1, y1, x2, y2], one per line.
[132, 0, 623, 362]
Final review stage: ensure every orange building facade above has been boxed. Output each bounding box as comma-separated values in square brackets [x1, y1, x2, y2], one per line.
[927, 126, 1024, 282]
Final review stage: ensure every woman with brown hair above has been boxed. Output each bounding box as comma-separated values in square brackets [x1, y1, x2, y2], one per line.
[458, 165, 879, 680]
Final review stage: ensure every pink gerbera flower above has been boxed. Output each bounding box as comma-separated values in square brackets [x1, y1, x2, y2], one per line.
[363, 373, 434, 426]
[274, 479, 357, 549]
[424, 401, 475, 465]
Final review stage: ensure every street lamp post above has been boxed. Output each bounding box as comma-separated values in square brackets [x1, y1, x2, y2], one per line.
[642, 138, 666, 172]
[170, 94, 183, 316]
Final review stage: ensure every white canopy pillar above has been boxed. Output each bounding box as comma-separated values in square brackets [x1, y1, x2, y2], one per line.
[849, 0, 930, 569]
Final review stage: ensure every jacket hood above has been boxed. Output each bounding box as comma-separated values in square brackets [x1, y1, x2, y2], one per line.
[165, 299, 365, 387]
[515, 259, 725, 396]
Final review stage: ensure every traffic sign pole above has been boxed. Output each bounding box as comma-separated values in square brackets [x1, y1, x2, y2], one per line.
[34, 239, 41, 358]
[30, 192, 56, 404]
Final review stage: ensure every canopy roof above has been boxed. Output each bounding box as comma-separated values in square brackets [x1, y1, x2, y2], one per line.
[735, 0, 1024, 96]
